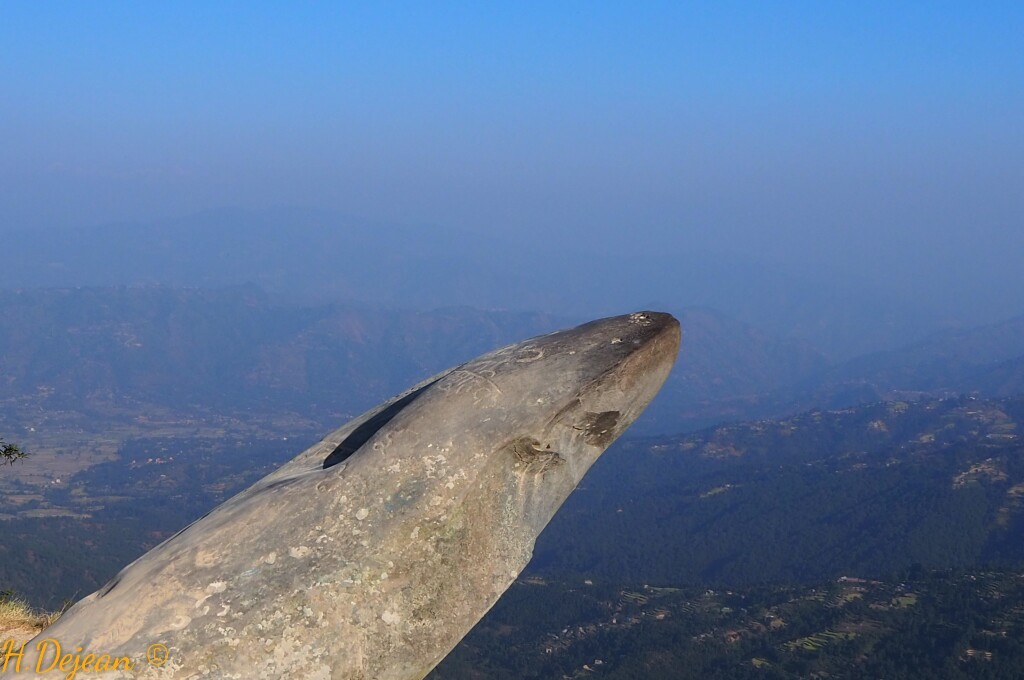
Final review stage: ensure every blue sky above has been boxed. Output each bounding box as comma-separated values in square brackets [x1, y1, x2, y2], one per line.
[1, 2, 1022, 312]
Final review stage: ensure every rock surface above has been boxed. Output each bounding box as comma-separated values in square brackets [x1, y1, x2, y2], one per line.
[20, 311, 680, 679]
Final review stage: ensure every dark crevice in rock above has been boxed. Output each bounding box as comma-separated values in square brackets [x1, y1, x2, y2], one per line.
[323, 380, 439, 469]
[96, 577, 121, 599]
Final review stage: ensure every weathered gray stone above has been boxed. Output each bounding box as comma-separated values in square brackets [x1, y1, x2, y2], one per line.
[20, 311, 679, 679]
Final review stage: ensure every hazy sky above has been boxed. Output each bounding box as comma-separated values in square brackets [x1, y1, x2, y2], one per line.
[2, 2, 1022, 305]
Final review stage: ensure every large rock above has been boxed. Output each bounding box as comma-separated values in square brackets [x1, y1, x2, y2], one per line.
[20, 311, 679, 679]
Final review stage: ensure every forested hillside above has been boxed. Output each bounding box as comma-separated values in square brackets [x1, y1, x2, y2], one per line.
[431, 569, 1024, 679]
[535, 396, 1024, 585]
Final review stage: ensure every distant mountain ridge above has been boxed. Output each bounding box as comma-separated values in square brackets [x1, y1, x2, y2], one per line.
[770, 312, 1024, 413]
[0, 286, 561, 419]
[4, 285, 1024, 441]
[829, 313, 1024, 390]
[1, 207, 944, 358]
[0, 286, 828, 436]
